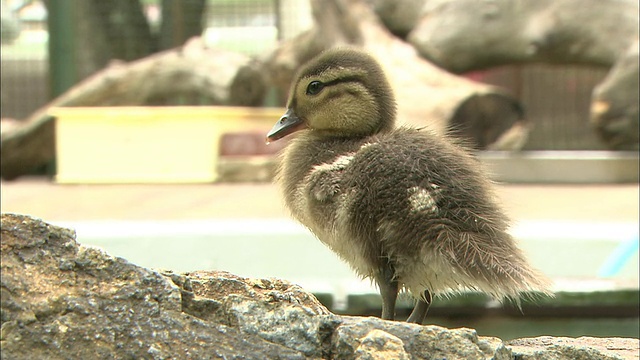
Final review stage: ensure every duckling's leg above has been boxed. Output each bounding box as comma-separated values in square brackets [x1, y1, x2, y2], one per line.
[406, 290, 432, 324]
[375, 263, 399, 320]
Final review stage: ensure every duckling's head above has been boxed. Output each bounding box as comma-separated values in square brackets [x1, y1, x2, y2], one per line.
[267, 48, 397, 142]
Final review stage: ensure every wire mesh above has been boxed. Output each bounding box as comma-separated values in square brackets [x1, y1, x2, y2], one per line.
[471, 64, 611, 150]
[1, 0, 48, 120]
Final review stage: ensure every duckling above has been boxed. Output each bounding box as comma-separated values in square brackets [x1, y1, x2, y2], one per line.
[266, 48, 552, 323]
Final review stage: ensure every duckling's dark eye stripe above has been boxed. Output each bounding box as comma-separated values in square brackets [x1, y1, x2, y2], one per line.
[307, 76, 364, 96]
[324, 76, 364, 87]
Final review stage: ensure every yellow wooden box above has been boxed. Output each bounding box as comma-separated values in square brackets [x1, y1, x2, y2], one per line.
[52, 106, 284, 184]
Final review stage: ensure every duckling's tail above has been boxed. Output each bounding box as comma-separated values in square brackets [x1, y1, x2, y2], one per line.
[436, 228, 554, 305]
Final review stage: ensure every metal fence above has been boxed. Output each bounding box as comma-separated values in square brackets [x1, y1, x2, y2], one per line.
[0, 0, 616, 150]
[1, 0, 48, 120]
[472, 64, 611, 150]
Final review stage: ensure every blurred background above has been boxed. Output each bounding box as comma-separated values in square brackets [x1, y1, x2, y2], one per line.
[0, 0, 630, 149]
[1, 0, 638, 340]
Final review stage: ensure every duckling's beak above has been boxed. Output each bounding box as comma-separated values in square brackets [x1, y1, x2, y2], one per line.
[266, 108, 307, 143]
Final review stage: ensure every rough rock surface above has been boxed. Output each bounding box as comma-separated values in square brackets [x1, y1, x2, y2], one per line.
[1, 213, 638, 359]
[507, 336, 640, 360]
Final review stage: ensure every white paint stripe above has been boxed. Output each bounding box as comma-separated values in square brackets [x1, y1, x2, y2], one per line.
[50, 219, 308, 238]
[50, 219, 638, 243]
[510, 220, 639, 242]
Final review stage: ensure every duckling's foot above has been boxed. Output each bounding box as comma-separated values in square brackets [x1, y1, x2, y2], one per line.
[406, 290, 432, 324]
[375, 264, 399, 321]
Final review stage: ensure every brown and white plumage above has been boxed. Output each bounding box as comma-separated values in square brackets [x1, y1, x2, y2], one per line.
[266, 48, 552, 323]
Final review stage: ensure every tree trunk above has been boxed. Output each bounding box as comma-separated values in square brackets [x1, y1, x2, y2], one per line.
[159, 0, 207, 50]
[44, 0, 206, 93]
[266, 0, 528, 149]
[70, 0, 156, 82]
[0, 38, 267, 180]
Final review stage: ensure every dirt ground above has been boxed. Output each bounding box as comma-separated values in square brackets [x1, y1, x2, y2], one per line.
[1, 177, 638, 223]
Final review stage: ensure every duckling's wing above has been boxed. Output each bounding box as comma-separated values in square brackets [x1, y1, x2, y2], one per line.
[343, 129, 501, 232]
[304, 153, 355, 203]
[339, 129, 552, 298]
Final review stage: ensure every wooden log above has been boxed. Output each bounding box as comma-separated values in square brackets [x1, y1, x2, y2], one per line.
[367, 0, 424, 38]
[591, 41, 639, 150]
[266, 0, 529, 150]
[0, 38, 266, 180]
[405, 0, 639, 150]
[407, 0, 639, 73]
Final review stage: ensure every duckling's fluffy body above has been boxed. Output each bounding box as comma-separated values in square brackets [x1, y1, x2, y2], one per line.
[268, 48, 551, 321]
[281, 127, 543, 299]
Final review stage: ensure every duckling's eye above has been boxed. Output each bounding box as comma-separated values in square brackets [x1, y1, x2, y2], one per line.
[306, 81, 325, 95]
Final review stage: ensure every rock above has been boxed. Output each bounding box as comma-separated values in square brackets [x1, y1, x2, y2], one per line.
[217, 131, 287, 182]
[166, 269, 332, 358]
[1, 213, 638, 359]
[354, 329, 411, 360]
[507, 336, 640, 360]
[217, 157, 278, 183]
[331, 317, 510, 360]
[0, 213, 306, 359]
